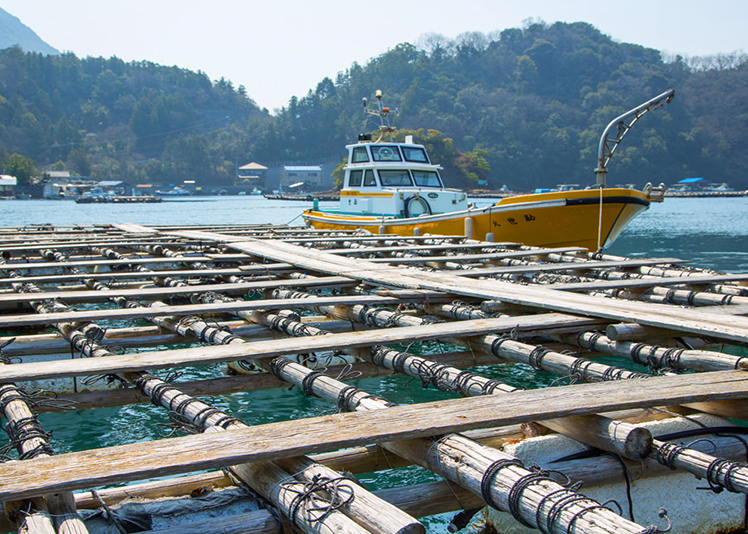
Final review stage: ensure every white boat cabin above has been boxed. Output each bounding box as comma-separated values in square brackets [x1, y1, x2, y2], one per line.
[341, 135, 468, 218]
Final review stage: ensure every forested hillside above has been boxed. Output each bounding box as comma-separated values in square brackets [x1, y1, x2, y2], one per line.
[0, 45, 269, 186]
[1, 21, 747, 190]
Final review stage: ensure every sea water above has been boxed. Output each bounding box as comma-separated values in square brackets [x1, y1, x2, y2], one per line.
[1, 195, 747, 532]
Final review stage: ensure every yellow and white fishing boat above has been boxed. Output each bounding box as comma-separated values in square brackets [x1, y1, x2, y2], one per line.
[303, 90, 673, 251]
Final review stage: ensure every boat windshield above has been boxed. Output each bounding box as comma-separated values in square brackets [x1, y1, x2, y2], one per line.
[412, 170, 443, 187]
[363, 170, 377, 186]
[401, 146, 429, 163]
[379, 170, 413, 187]
[371, 145, 402, 162]
[348, 170, 363, 187]
[351, 146, 370, 163]
[348, 169, 378, 187]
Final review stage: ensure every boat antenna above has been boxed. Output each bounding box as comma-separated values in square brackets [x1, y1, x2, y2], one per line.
[363, 90, 399, 142]
[595, 88, 675, 186]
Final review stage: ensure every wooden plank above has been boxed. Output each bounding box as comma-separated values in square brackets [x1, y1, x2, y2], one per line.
[0, 267, 252, 285]
[332, 246, 584, 258]
[0, 315, 604, 381]
[1, 369, 747, 501]
[550, 272, 748, 291]
[364, 247, 586, 263]
[0, 256, 220, 271]
[0, 241, 189, 253]
[451, 258, 690, 277]
[0, 293, 407, 328]
[209, 237, 748, 343]
[0, 276, 355, 305]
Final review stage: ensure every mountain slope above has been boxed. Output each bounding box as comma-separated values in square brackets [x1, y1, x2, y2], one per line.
[0, 7, 59, 55]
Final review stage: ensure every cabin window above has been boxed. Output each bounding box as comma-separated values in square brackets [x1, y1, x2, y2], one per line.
[348, 170, 363, 187]
[412, 170, 442, 187]
[378, 170, 413, 187]
[371, 145, 402, 162]
[363, 170, 377, 186]
[402, 146, 429, 163]
[351, 147, 370, 163]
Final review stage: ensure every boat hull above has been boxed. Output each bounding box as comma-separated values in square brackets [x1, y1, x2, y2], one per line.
[303, 188, 650, 251]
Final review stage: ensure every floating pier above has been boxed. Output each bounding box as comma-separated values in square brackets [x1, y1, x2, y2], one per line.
[1, 223, 748, 534]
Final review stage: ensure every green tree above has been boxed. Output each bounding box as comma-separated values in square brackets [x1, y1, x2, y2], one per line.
[67, 149, 92, 177]
[4, 153, 36, 184]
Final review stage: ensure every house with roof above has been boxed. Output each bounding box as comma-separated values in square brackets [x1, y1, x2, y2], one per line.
[0, 175, 17, 197]
[280, 165, 323, 190]
[237, 162, 268, 189]
[97, 181, 134, 196]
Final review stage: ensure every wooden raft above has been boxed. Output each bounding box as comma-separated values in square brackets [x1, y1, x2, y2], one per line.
[0, 223, 747, 534]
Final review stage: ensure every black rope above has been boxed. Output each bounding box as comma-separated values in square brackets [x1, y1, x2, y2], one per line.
[390, 351, 411, 374]
[568, 358, 594, 383]
[661, 348, 685, 371]
[0, 385, 26, 413]
[507, 467, 552, 527]
[283, 474, 355, 533]
[490, 335, 514, 358]
[544, 492, 590, 534]
[192, 406, 226, 428]
[480, 458, 524, 509]
[269, 357, 294, 380]
[301, 370, 327, 397]
[0, 385, 76, 412]
[451, 370, 475, 395]
[703, 456, 744, 494]
[536, 488, 577, 534]
[630, 343, 649, 365]
[656, 441, 684, 470]
[528, 346, 552, 371]
[3, 417, 54, 459]
[481, 379, 511, 395]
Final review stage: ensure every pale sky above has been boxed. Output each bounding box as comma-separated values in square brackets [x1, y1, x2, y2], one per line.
[1, 0, 746, 112]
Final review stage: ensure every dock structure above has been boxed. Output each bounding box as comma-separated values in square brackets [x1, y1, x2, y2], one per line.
[0, 223, 747, 534]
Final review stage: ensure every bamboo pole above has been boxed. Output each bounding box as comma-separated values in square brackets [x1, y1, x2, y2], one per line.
[42, 247, 425, 534]
[177, 290, 650, 533]
[0, 262, 89, 534]
[262, 354, 648, 534]
[573, 331, 748, 372]
[147, 288, 651, 533]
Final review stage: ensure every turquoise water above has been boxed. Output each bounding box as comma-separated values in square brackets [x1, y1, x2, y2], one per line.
[2, 195, 747, 532]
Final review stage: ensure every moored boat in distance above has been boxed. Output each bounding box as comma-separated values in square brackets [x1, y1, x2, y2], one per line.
[303, 89, 673, 252]
[155, 186, 192, 196]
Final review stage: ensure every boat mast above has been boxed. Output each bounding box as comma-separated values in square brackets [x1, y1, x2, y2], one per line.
[363, 90, 398, 142]
[595, 89, 675, 186]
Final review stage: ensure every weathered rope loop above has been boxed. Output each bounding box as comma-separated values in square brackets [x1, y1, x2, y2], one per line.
[544, 492, 590, 534]
[268, 357, 294, 380]
[334, 363, 361, 382]
[527, 346, 552, 371]
[703, 458, 742, 493]
[480, 458, 524, 510]
[3, 417, 54, 459]
[301, 369, 327, 397]
[507, 466, 552, 527]
[490, 335, 514, 358]
[630, 343, 649, 365]
[282, 474, 355, 533]
[655, 441, 684, 470]
[661, 348, 685, 371]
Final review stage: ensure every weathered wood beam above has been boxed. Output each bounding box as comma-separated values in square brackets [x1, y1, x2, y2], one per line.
[1, 370, 748, 501]
[0, 315, 602, 382]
